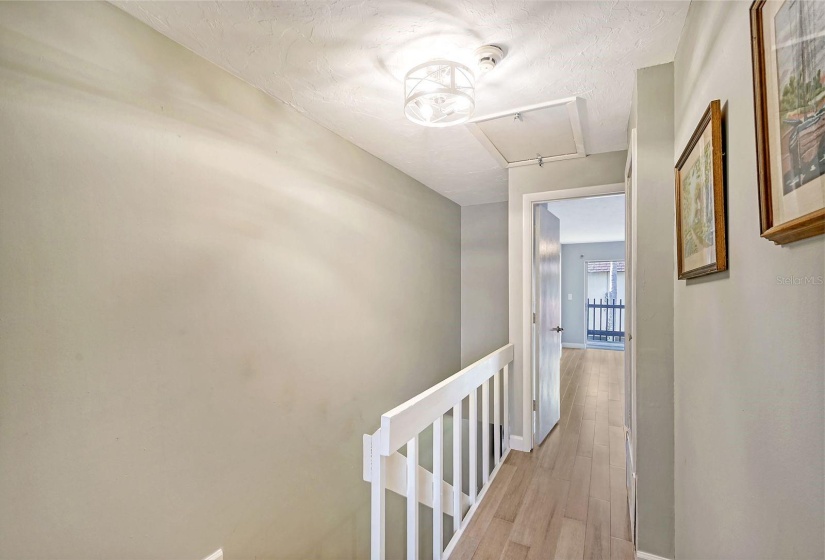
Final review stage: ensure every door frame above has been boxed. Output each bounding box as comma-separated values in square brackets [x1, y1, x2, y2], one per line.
[520, 182, 624, 451]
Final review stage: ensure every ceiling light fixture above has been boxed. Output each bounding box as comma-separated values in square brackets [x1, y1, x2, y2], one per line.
[404, 60, 475, 127]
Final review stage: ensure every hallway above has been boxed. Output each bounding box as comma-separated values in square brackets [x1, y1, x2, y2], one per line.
[451, 349, 631, 560]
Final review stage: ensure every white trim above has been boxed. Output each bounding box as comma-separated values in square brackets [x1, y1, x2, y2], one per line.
[521, 183, 625, 451]
[562, 343, 586, 349]
[380, 344, 514, 456]
[364, 430, 470, 518]
[508, 434, 529, 452]
[568, 98, 587, 158]
[465, 123, 509, 168]
[442, 448, 511, 560]
[471, 97, 577, 122]
[202, 549, 223, 560]
[466, 97, 586, 168]
[636, 551, 672, 560]
[506, 152, 584, 168]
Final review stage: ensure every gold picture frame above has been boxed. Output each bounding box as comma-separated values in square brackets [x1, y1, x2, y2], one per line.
[675, 100, 728, 280]
[750, 0, 825, 244]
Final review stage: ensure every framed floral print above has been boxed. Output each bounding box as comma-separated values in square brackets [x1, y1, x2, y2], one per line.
[675, 100, 728, 280]
[751, 0, 825, 244]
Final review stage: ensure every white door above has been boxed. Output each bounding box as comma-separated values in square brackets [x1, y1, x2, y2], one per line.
[532, 204, 562, 446]
[625, 130, 638, 542]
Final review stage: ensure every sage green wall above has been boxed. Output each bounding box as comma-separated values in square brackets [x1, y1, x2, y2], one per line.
[629, 62, 676, 559]
[673, 2, 824, 557]
[0, 2, 460, 558]
[461, 202, 509, 367]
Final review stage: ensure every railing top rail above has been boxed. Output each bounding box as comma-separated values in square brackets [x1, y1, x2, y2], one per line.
[378, 343, 514, 456]
[587, 302, 625, 309]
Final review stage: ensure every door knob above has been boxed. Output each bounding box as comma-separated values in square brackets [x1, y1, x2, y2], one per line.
[551, 326, 564, 332]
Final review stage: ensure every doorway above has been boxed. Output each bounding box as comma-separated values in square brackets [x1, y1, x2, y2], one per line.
[523, 185, 636, 544]
[522, 184, 629, 452]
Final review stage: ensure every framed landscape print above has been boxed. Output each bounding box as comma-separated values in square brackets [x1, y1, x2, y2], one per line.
[675, 100, 728, 280]
[751, 0, 825, 244]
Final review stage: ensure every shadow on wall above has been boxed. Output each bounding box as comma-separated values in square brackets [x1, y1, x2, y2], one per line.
[0, 3, 460, 559]
[673, 1, 737, 122]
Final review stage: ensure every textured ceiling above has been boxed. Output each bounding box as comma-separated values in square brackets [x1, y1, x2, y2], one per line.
[115, 1, 688, 205]
[546, 194, 625, 244]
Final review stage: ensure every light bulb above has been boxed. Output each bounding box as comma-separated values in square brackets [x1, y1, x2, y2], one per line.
[417, 100, 434, 121]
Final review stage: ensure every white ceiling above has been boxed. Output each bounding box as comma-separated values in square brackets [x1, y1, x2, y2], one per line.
[546, 194, 625, 244]
[115, 1, 688, 206]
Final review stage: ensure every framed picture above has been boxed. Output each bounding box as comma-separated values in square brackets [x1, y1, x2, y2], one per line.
[675, 100, 728, 280]
[751, 0, 825, 244]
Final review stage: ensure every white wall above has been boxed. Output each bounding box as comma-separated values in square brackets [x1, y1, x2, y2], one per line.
[0, 3, 460, 559]
[508, 151, 626, 445]
[461, 202, 508, 367]
[560, 242, 626, 347]
[629, 62, 676, 559]
[673, 3, 824, 558]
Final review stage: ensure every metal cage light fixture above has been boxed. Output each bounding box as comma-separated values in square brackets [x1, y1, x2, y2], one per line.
[404, 60, 475, 127]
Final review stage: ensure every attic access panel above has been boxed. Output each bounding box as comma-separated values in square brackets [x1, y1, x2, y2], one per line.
[467, 97, 586, 168]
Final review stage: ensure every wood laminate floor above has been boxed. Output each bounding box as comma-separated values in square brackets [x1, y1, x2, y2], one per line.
[451, 348, 633, 560]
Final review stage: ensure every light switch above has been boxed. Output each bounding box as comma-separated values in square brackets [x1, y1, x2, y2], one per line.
[568, 293, 573, 300]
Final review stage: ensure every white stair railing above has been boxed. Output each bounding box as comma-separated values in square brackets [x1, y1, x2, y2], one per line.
[362, 343, 514, 560]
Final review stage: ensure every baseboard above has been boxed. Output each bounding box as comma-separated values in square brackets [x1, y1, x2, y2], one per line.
[562, 342, 586, 349]
[636, 551, 672, 560]
[509, 434, 530, 452]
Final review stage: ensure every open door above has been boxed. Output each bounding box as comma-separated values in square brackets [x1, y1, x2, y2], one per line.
[625, 130, 638, 542]
[532, 204, 562, 446]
